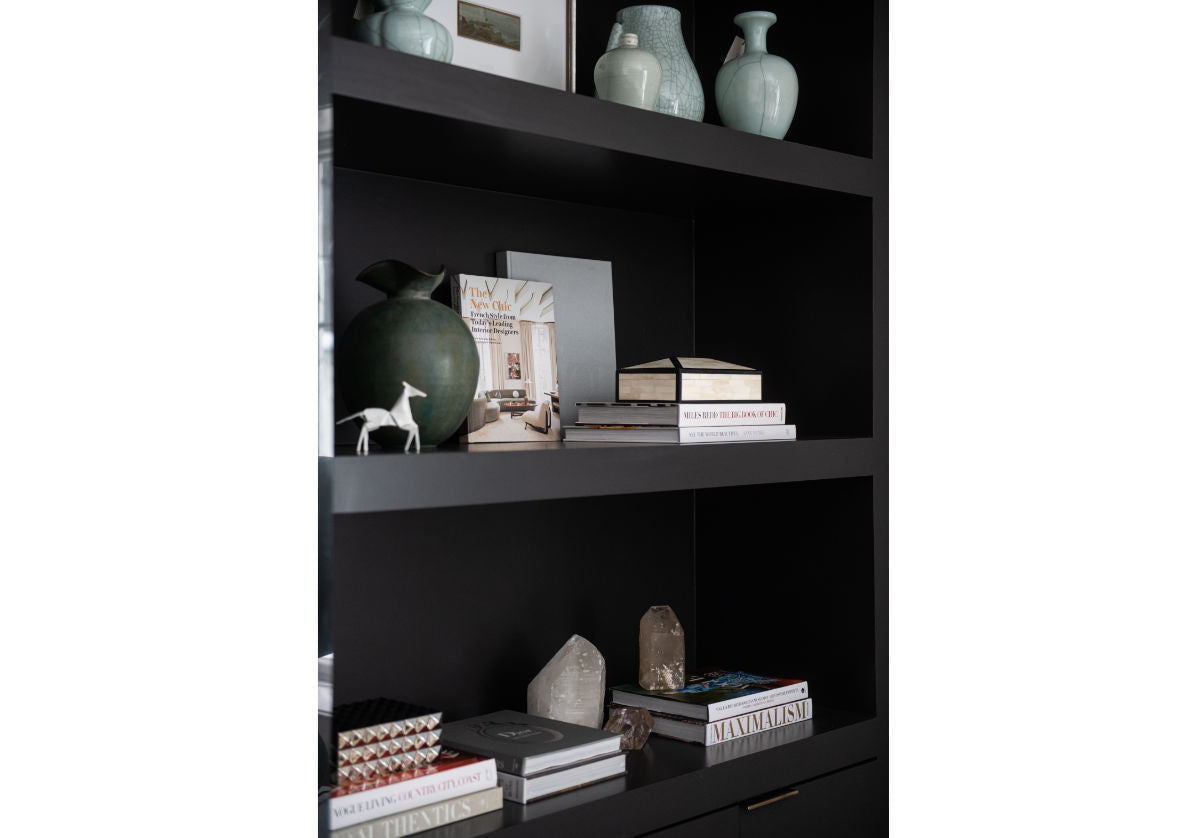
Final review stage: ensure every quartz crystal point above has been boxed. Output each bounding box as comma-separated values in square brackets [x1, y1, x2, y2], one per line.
[604, 705, 654, 750]
[639, 605, 685, 690]
[527, 634, 606, 728]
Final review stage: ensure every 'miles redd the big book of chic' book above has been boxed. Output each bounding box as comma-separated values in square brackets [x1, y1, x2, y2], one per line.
[610, 670, 809, 722]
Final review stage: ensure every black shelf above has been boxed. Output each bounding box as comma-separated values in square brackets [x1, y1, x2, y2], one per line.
[321, 1, 887, 833]
[326, 437, 875, 514]
[428, 709, 877, 838]
[330, 37, 874, 215]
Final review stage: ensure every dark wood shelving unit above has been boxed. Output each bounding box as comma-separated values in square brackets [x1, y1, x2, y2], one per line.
[327, 438, 875, 514]
[331, 37, 876, 207]
[320, 1, 886, 835]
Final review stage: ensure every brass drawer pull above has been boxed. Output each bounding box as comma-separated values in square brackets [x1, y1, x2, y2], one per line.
[744, 789, 799, 811]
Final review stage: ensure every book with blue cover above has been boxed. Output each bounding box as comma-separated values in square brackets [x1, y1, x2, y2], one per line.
[610, 670, 809, 722]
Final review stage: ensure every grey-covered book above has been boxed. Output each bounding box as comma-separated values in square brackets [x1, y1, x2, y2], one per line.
[496, 251, 616, 428]
[440, 710, 622, 777]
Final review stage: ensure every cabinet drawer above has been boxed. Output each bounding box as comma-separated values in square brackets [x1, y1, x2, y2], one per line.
[740, 760, 884, 838]
[642, 806, 739, 838]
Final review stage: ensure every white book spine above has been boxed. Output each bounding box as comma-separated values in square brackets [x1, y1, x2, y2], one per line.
[677, 403, 786, 427]
[707, 681, 809, 721]
[705, 698, 812, 745]
[330, 786, 503, 838]
[497, 772, 527, 804]
[678, 424, 796, 444]
[328, 759, 498, 829]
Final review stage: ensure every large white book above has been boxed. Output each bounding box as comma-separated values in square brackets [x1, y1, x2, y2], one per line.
[327, 753, 497, 829]
[646, 698, 813, 746]
[330, 786, 504, 838]
[576, 402, 786, 427]
[566, 424, 796, 444]
[497, 753, 627, 804]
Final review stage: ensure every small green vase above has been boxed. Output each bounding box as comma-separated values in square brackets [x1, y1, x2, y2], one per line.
[338, 261, 479, 449]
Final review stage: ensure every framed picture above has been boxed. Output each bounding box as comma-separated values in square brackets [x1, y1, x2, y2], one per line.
[426, 0, 576, 91]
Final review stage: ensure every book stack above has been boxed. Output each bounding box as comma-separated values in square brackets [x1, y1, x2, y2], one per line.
[565, 356, 794, 444]
[327, 698, 502, 836]
[441, 710, 626, 804]
[610, 670, 812, 747]
[566, 401, 795, 444]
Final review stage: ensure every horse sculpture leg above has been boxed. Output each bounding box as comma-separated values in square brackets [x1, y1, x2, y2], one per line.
[357, 425, 369, 455]
[399, 421, 420, 453]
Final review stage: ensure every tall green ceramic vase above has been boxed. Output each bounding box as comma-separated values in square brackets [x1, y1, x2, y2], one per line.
[715, 11, 798, 139]
[608, 6, 704, 121]
[357, 0, 453, 62]
[338, 260, 478, 449]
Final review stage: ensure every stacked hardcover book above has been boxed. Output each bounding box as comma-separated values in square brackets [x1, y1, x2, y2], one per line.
[327, 698, 502, 836]
[441, 710, 626, 804]
[565, 357, 795, 444]
[610, 670, 812, 747]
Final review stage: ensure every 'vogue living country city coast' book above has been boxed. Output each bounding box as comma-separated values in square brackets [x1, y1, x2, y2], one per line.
[452, 274, 562, 443]
[328, 752, 497, 829]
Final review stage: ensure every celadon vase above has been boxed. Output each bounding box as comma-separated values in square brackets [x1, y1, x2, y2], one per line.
[337, 261, 478, 449]
[594, 33, 662, 110]
[357, 0, 453, 62]
[608, 6, 704, 121]
[715, 11, 798, 139]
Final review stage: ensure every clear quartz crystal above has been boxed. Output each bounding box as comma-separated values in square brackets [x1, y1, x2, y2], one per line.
[639, 605, 685, 690]
[527, 634, 606, 728]
[604, 705, 654, 750]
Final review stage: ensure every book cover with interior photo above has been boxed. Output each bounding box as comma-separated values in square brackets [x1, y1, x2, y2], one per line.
[451, 274, 562, 443]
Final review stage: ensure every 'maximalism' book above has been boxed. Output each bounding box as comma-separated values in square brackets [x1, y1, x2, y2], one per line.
[451, 274, 561, 443]
[610, 671, 808, 722]
[636, 698, 813, 746]
[329, 786, 504, 838]
[439, 710, 622, 776]
[576, 402, 786, 427]
[565, 424, 796, 444]
[328, 752, 497, 829]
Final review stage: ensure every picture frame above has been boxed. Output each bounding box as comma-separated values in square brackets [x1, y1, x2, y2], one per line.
[428, 0, 576, 91]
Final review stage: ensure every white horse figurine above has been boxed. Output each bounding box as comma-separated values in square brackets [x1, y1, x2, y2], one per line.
[337, 381, 427, 454]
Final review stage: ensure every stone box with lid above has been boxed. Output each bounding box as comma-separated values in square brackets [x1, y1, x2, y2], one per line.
[616, 357, 763, 403]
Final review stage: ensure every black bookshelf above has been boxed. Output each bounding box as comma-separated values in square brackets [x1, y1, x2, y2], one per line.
[320, 1, 886, 835]
[328, 438, 874, 514]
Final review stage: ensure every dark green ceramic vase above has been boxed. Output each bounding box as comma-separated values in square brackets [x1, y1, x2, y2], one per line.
[338, 260, 478, 449]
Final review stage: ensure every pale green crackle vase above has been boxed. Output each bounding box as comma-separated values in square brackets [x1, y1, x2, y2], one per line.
[595, 33, 663, 110]
[715, 11, 798, 139]
[357, 0, 453, 62]
[608, 5, 704, 121]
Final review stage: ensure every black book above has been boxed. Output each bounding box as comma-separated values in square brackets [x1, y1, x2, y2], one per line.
[440, 710, 622, 776]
